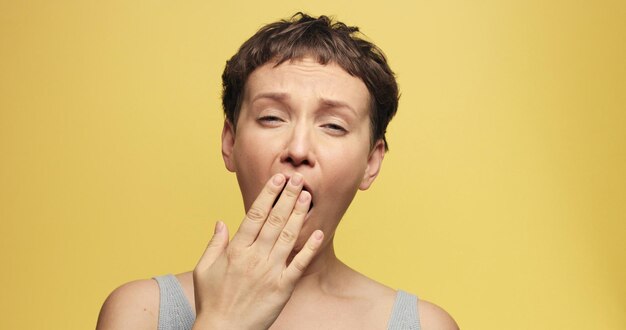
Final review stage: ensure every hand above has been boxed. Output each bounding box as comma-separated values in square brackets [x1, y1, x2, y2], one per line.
[192, 173, 324, 330]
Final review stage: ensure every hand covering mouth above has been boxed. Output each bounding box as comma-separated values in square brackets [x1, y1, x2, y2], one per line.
[302, 186, 314, 212]
[272, 184, 314, 213]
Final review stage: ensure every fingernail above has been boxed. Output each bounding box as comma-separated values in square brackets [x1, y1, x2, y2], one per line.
[273, 174, 285, 186]
[314, 230, 323, 240]
[291, 173, 303, 185]
[214, 221, 223, 234]
[298, 191, 311, 203]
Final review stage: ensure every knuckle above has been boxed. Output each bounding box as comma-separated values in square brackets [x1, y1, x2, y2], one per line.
[281, 188, 298, 199]
[267, 213, 286, 227]
[278, 229, 297, 244]
[306, 242, 318, 253]
[247, 206, 266, 222]
[207, 236, 220, 248]
[264, 184, 282, 198]
[292, 208, 306, 217]
[292, 260, 307, 272]
[265, 183, 281, 194]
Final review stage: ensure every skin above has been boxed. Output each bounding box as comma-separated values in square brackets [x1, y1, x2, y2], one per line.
[224, 57, 383, 259]
[96, 58, 459, 330]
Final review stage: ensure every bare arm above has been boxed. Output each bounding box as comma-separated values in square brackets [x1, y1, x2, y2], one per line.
[96, 279, 159, 330]
[419, 299, 460, 330]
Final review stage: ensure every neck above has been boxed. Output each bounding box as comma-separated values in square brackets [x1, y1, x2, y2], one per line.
[291, 239, 351, 294]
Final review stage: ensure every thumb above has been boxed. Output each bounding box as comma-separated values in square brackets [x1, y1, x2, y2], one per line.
[196, 221, 229, 268]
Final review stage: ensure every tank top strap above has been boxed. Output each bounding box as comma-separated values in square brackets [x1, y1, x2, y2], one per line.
[153, 275, 419, 330]
[387, 290, 421, 330]
[154, 274, 195, 330]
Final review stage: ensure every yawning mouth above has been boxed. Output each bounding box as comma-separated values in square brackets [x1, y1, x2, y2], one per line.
[272, 184, 314, 213]
[302, 186, 314, 213]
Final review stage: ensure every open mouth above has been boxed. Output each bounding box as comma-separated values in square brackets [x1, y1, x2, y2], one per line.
[272, 185, 314, 213]
[302, 186, 314, 213]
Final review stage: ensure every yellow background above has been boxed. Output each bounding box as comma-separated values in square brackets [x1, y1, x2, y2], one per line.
[1, 1, 624, 329]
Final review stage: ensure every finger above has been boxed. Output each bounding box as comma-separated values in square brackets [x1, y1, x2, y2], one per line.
[269, 190, 310, 262]
[195, 221, 229, 270]
[283, 230, 324, 283]
[230, 174, 286, 248]
[254, 173, 304, 253]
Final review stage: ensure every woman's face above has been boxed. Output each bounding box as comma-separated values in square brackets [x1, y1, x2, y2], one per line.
[222, 57, 385, 251]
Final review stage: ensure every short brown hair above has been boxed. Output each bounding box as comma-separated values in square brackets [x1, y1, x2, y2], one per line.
[222, 13, 399, 150]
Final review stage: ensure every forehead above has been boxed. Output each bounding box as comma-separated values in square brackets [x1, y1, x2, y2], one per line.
[244, 58, 371, 114]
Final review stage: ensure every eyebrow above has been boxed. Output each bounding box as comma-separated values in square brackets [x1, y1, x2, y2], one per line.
[251, 92, 358, 117]
[251, 92, 290, 103]
[319, 98, 357, 117]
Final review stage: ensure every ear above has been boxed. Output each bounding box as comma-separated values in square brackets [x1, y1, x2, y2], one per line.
[221, 120, 236, 172]
[359, 139, 385, 190]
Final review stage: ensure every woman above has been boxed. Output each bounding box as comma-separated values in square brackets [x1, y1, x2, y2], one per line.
[97, 13, 458, 330]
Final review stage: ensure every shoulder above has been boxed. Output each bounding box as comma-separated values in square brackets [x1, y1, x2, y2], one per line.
[96, 278, 160, 330]
[418, 299, 459, 330]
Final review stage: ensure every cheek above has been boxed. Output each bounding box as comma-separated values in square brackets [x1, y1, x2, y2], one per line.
[233, 130, 274, 169]
[322, 148, 368, 197]
[232, 138, 274, 210]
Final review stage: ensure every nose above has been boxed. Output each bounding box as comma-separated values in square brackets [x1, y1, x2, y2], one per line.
[280, 123, 316, 168]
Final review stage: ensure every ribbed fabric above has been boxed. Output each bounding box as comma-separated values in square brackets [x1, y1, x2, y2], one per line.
[387, 290, 421, 330]
[154, 274, 196, 330]
[154, 274, 420, 330]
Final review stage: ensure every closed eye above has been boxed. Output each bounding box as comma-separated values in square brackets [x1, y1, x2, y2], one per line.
[259, 115, 282, 122]
[322, 123, 348, 134]
[258, 116, 285, 126]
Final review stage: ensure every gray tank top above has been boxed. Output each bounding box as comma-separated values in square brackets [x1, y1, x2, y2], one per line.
[154, 274, 420, 330]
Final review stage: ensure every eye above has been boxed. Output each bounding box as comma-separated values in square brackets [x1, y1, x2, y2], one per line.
[258, 115, 284, 126]
[322, 123, 348, 135]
